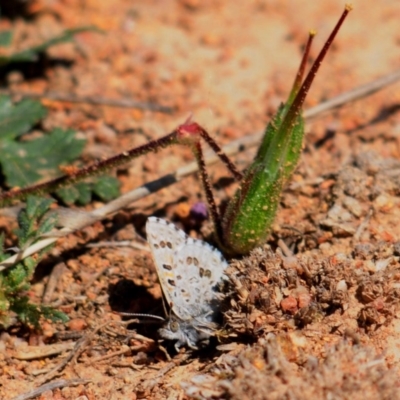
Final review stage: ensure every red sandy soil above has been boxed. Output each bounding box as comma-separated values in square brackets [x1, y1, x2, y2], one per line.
[0, 1, 400, 399]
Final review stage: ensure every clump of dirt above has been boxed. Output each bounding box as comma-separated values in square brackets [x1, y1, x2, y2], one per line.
[220, 242, 400, 389]
[182, 339, 398, 400]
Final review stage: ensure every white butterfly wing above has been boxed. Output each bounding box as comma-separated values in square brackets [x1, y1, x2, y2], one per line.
[172, 237, 228, 320]
[146, 217, 188, 312]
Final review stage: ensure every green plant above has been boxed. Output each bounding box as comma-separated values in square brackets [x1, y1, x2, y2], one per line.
[0, 196, 68, 328]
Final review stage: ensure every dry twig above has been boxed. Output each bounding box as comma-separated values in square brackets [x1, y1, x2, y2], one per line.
[10, 379, 90, 400]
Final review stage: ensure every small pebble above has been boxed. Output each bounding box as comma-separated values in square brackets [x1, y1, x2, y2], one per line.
[68, 318, 87, 331]
[281, 296, 298, 315]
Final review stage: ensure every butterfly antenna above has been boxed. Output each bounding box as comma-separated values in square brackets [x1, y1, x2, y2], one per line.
[117, 311, 166, 322]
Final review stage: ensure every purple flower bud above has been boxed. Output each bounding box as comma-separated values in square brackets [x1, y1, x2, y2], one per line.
[190, 202, 208, 221]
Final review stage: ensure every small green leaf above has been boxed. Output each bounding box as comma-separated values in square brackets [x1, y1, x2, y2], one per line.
[0, 128, 86, 188]
[36, 213, 57, 237]
[74, 182, 92, 205]
[10, 297, 40, 327]
[22, 257, 37, 278]
[35, 198, 54, 221]
[56, 178, 121, 205]
[0, 96, 47, 140]
[15, 197, 55, 247]
[39, 306, 69, 324]
[0, 30, 12, 47]
[93, 176, 120, 201]
[16, 210, 34, 245]
[56, 182, 92, 205]
[5, 264, 29, 290]
[55, 186, 80, 205]
[26, 195, 48, 219]
[9, 298, 68, 328]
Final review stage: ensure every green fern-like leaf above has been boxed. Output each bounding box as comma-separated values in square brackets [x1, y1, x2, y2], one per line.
[16, 197, 55, 247]
[0, 96, 47, 140]
[0, 196, 68, 328]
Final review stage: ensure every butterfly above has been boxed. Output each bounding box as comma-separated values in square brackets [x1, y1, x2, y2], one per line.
[146, 217, 229, 350]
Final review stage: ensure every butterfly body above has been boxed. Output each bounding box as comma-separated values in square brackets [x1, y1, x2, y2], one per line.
[146, 217, 228, 350]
